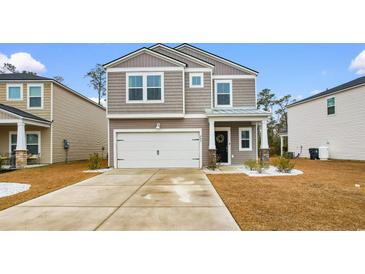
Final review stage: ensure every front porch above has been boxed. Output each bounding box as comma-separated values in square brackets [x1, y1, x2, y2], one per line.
[206, 108, 270, 167]
[0, 104, 51, 169]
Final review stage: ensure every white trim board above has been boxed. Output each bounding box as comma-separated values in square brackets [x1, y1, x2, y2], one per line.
[113, 128, 203, 169]
[107, 113, 185, 119]
[103, 48, 187, 69]
[107, 67, 184, 72]
[212, 75, 256, 79]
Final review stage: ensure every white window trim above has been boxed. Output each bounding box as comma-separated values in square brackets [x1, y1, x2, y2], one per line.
[27, 83, 44, 109]
[215, 79, 233, 108]
[126, 72, 164, 104]
[189, 72, 204, 88]
[238, 127, 252, 151]
[6, 83, 23, 101]
[9, 131, 41, 155]
[327, 96, 336, 116]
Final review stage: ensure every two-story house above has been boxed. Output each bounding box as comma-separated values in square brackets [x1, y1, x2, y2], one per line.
[288, 76, 365, 160]
[0, 73, 107, 168]
[104, 44, 270, 168]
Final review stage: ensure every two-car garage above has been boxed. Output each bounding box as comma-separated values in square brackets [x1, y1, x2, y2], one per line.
[114, 130, 202, 168]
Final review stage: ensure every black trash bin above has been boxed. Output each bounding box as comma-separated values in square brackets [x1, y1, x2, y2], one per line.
[308, 148, 319, 160]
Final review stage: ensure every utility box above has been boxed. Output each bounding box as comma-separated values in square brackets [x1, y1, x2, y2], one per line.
[319, 146, 329, 160]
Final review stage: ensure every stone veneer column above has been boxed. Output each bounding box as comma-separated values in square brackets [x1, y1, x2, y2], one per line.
[260, 119, 270, 161]
[208, 119, 217, 168]
[15, 120, 27, 169]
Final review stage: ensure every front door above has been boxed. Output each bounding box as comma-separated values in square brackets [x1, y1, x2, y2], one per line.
[215, 131, 228, 163]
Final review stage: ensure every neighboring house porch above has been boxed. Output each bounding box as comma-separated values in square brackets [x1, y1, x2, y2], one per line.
[0, 104, 51, 168]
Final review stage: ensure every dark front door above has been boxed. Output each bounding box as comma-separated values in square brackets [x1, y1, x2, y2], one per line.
[215, 131, 228, 163]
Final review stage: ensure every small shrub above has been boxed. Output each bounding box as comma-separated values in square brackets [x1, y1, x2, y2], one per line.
[244, 159, 257, 171]
[88, 153, 102, 170]
[275, 156, 295, 173]
[255, 160, 269, 174]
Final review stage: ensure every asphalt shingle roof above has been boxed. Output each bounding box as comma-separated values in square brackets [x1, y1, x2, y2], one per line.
[0, 73, 52, 81]
[0, 103, 51, 123]
[289, 76, 365, 107]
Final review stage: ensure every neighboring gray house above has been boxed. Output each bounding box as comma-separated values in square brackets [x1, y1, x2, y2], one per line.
[104, 44, 270, 168]
[287, 76, 365, 160]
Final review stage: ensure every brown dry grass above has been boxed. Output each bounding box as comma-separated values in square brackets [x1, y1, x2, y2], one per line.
[0, 160, 107, 211]
[208, 159, 365, 231]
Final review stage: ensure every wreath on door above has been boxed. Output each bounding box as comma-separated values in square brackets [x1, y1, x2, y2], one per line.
[216, 134, 225, 144]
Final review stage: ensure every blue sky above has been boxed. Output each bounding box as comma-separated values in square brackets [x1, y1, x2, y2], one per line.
[1, 43, 364, 102]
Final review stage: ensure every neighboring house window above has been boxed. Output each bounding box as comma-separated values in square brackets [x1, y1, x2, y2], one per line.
[239, 127, 252, 151]
[215, 80, 232, 107]
[6, 84, 23, 100]
[327, 97, 335, 115]
[27, 84, 44, 109]
[10, 132, 41, 155]
[189, 73, 204, 88]
[127, 73, 164, 103]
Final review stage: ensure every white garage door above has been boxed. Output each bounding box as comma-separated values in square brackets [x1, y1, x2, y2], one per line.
[116, 131, 201, 168]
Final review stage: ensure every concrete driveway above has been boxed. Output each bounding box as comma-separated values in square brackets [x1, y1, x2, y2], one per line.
[0, 169, 239, 230]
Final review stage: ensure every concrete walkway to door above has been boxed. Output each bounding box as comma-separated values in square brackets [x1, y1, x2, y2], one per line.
[0, 168, 240, 230]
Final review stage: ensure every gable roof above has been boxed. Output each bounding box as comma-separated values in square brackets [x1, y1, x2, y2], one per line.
[103, 47, 187, 69]
[288, 76, 365, 108]
[175, 43, 259, 75]
[149, 44, 215, 68]
[0, 73, 105, 110]
[0, 103, 51, 123]
[0, 73, 52, 81]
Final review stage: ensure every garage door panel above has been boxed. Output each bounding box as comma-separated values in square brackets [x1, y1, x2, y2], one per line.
[116, 131, 200, 168]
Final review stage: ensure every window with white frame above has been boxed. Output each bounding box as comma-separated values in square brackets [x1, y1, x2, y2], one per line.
[239, 127, 252, 151]
[189, 72, 204, 88]
[327, 97, 335, 115]
[6, 84, 23, 100]
[27, 84, 44, 109]
[10, 132, 40, 155]
[215, 80, 232, 107]
[127, 73, 164, 103]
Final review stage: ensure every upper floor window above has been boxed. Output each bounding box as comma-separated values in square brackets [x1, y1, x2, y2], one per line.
[215, 80, 232, 107]
[189, 72, 204, 88]
[6, 84, 23, 101]
[127, 73, 164, 103]
[239, 127, 252, 151]
[327, 97, 335, 115]
[27, 83, 44, 109]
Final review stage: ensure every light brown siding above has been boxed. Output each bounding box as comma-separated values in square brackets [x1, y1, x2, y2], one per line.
[107, 71, 184, 114]
[109, 118, 209, 167]
[215, 122, 257, 164]
[213, 78, 256, 108]
[152, 47, 205, 68]
[177, 47, 251, 75]
[185, 72, 212, 113]
[52, 84, 107, 163]
[0, 111, 17, 120]
[0, 125, 51, 163]
[0, 82, 52, 120]
[111, 52, 179, 68]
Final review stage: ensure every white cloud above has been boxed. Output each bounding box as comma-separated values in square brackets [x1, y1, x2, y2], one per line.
[0, 52, 46, 74]
[310, 89, 322, 95]
[349, 50, 365, 75]
[89, 97, 106, 107]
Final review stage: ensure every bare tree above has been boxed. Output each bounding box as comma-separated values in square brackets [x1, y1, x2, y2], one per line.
[0, 63, 17, 73]
[85, 64, 106, 105]
[54, 76, 64, 83]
